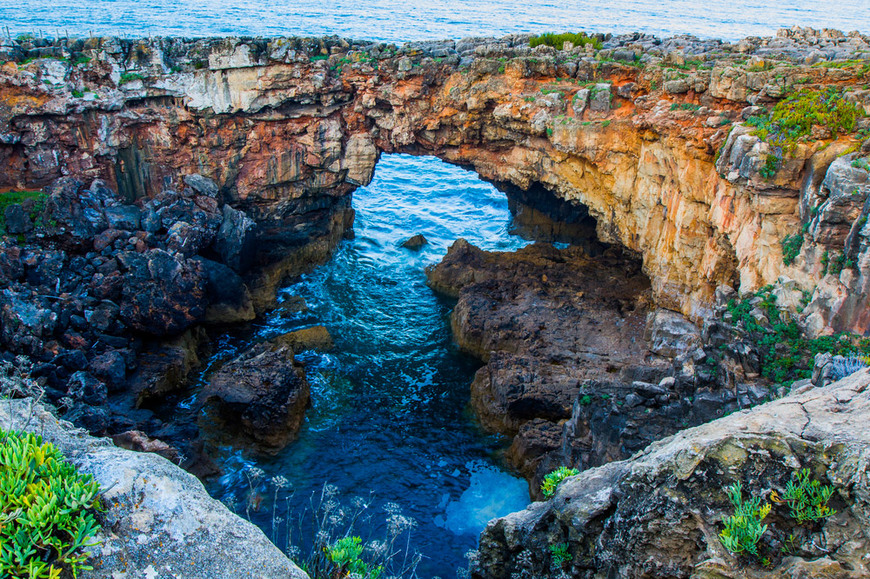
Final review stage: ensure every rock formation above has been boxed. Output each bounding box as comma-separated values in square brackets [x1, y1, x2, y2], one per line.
[0, 28, 868, 333]
[473, 368, 870, 578]
[0, 394, 309, 579]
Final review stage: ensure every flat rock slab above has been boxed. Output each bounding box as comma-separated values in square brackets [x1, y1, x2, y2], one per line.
[0, 399, 309, 579]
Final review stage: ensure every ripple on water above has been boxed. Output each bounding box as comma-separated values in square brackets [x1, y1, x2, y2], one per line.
[202, 155, 531, 578]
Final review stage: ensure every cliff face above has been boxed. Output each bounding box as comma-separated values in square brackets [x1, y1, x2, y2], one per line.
[1, 29, 869, 328]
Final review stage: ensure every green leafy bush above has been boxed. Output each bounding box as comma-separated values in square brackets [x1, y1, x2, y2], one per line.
[326, 536, 383, 579]
[749, 88, 864, 153]
[780, 469, 836, 523]
[719, 481, 771, 558]
[529, 33, 602, 51]
[759, 154, 780, 180]
[0, 429, 102, 578]
[549, 542, 573, 567]
[118, 72, 144, 85]
[541, 466, 579, 498]
[780, 233, 803, 265]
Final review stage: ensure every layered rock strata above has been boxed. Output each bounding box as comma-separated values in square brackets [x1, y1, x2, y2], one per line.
[1, 28, 869, 334]
[473, 369, 870, 579]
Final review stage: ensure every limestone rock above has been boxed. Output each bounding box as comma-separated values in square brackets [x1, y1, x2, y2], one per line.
[474, 369, 870, 578]
[0, 398, 309, 579]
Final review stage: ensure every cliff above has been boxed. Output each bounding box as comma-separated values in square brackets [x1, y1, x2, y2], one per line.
[1, 28, 869, 332]
[472, 368, 870, 578]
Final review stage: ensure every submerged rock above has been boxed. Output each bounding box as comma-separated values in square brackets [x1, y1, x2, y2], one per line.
[401, 234, 428, 250]
[0, 397, 309, 579]
[474, 369, 870, 578]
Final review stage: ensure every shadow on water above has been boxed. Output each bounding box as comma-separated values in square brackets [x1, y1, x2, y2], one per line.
[201, 154, 532, 578]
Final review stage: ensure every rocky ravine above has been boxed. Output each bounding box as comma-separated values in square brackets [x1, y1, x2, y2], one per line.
[473, 369, 870, 579]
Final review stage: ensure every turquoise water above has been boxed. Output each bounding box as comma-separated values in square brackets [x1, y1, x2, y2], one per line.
[1, 0, 866, 42]
[205, 155, 531, 578]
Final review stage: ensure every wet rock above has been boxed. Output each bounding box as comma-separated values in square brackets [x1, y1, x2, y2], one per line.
[128, 328, 206, 404]
[202, 343, 310, 448]
[271, 325, 334, 351]
[400, 234, 428, 250]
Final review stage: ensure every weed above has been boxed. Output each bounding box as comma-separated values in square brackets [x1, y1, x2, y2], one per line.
[759, 154, 780, 180]
[670, 102, 701, 112]
[326, 536, 383, 579]
[780, 233, 803, 265]
[541, 466, 579, 498]
[0, 190, 46, 236]
[118, 72, 144, 85]
[719, 481, 771, 558]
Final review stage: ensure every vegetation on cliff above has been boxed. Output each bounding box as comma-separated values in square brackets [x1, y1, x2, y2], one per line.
[529, 32, 602, 51]
[0, 428, 101, 579]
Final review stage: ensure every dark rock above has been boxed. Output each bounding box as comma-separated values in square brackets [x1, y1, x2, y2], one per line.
[4, 204, 33, 233]
[401, 234, 428, 250]
[201, 343, 310, 449]
[104, 205, 141, 230]
[166, 221, 212, 257]
[67, 371, 108, 405]
[141, 208, 161, 233]
[215, 205, 256, 272]
[191, 256, 255, 324]
[183, 174, 220, 198]
[112, 430, 180, 463]
[116, 249, 207, 335]
[270, 326, 333, 351]
[89, 350, 127, 391]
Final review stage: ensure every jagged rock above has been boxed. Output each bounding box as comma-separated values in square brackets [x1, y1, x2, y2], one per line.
[116, 249, 207, 335]
[4, 204, 32, 233]
[215, 205, 256, 273]
[183, 173, 220, 198]
[104, 204, 141, 230]
[474, 369, 870, 579]
[0, 398, 309, 579]
[201, 343, 310, 448]
[644, 309, 701, 357]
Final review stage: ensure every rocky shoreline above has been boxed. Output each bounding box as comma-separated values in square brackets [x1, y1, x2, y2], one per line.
[1, 25, 869, 578]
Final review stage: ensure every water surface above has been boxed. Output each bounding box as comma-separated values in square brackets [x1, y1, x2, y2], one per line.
[2, 0, 866, 43]
[203, 155, 531, 578]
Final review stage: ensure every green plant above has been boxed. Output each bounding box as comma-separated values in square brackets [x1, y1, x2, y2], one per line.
[326, 536, 383, 579]
[0, 428, 102, 578]
[780, 469, 836, 523]
[0, 190, 47, 236]
[549, 542, 573, 567]
[579, 394, 592, 405]
[118, 72, 144, 85]
[541, 466, 579, 498]
[759, 154, 780, 180]
[719, 481, 771, 558]
[529, 32, 602, 51]
[780, 233, 803, 265]
[70, 89, 84, 98]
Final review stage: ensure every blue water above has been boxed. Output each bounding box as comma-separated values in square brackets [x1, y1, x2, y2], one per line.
[1, 0, 866, 43]
[202, 155, 531, 578]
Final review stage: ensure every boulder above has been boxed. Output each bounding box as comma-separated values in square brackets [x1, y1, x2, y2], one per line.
[215, 204, 256, 272]
[644, 309, 702, 357]
[116, 249, 207, 335]
[401, 234, 428, 250]
[201, 343, 310, 448]
[0, 397, 309, 579]
[271, 325, 334, 351]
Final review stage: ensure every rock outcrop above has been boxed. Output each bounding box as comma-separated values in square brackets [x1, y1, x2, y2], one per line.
[474, 368, 870, 578]
[1, 28, 868, 335]
[0, 395, 309, 579]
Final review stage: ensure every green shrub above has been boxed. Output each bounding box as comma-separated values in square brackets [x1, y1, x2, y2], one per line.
[118, 72, 144, 85]
[326, 536, 383, 579]
[780, 469, 836, 523]
[529, 33, 602, 51]
[719, 481, 771, 558]
[759, 154, 780, 180]
[541, 466, 579, 498]
[0, 429, 102, 578]
[780, 233, 803, 265]
[549, 542, 572, 567]
[749, 88, 864, 153]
